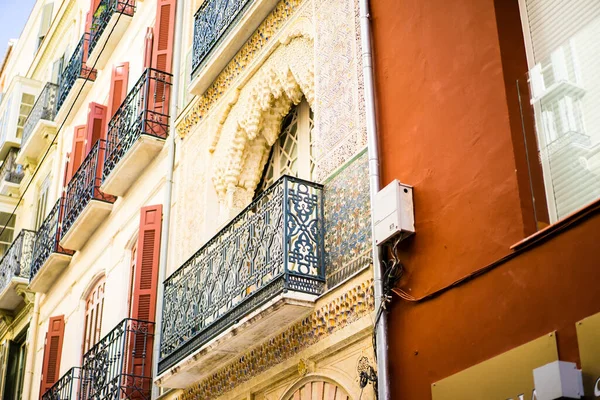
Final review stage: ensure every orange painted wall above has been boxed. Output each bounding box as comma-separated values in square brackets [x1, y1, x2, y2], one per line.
[370, 0, 600, 398]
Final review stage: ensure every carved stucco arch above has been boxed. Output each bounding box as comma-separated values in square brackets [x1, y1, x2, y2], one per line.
[279, 374, 354, 400]
[211, 33, 315, 210]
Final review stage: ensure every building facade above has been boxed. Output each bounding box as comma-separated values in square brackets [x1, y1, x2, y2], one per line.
[0, 0, 379, 399]
[372, 0, 600, 399]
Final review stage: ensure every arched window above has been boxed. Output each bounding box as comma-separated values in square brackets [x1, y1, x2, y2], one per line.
[257, 98, 314, 195]
[285, 380, 351, 400]
[82, 276, 105, 354]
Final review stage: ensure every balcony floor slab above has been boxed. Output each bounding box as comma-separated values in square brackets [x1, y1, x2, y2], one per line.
[0, 277, 27, 310]
[29, 252, 73, 293]
[101, 134, 165, 196]
[87, 12, 133, 70]
[59, 199, 113, 251]
[155, 291, 317, 389]
[16, 119, 57, 166]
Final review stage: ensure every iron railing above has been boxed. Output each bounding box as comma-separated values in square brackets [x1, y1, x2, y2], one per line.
[191, 0, 253, 77]
[56, 34, 97, 113]
[0, 229, 36, 293]
[30, 198, 74, 282]
[0, 148, 24, 185]
[103, 68, 172, 183]
[159, 176, 325, 373]
[62, 140, 115, 238]
[41, 367, 85, 400]
[81, 318, 154, 400]
[21, 82, 58, 146]
[89, 0, 136, 57]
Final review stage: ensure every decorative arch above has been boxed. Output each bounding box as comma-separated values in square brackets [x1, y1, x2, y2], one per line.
[281, 376, 352, 400]
[210, 35, 315, 209]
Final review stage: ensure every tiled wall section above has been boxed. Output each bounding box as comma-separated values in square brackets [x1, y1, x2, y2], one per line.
[324, 149, 371, 287]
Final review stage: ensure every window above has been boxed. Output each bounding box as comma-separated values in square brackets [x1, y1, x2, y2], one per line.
[16, 93, 36, 139]
[519, 1, 600, 222]
[37, 3, 54, 50]
[82, 276, 105, 355]
[0, 212, 16, 258]
[256, 98, 314, 195]
[35, 175, 51, 230]
[2, 326, 28, 400]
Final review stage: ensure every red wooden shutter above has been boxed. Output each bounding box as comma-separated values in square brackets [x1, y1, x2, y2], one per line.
[39, 316, 65, 398]
[143, 28, 154, 69]
[129, 205, 162, 380]
[152, 0, 176, 74]
[108, 62, 129, 118]
[66, 125, 87, 182]
[85, 102, 108, 153]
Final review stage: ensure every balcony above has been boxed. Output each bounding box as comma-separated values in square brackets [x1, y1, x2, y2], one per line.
[88, 0, 136, 69]
[101, 68, 172, 196]
[0, 148, 24, 196]
[42, 367, 84, 400]
[0, 229, 35, 310]
[29, 198, 74, 293]
[80, 318, 154, 400]
[60, 140, 115, 250]
[157, 176, 324, 387]
[16, 82, 58, 166]
[189, 0, 279, 95]
[55, 34, 97, 124]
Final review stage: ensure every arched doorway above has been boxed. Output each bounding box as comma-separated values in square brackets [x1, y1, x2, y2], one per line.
[286, 380, 351, 400]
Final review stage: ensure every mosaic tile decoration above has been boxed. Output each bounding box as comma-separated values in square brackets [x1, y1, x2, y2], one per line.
[324, 149, 372, 287]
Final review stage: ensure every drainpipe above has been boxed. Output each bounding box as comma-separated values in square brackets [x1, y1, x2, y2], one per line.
[22, 293, 40, 400]
[152, 0, 185, 396]
[359, 1, 391, 399]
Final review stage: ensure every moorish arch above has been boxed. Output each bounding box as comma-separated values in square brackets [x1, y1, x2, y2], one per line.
[281, 377, 353, 400]
[210, 33, 315, 213]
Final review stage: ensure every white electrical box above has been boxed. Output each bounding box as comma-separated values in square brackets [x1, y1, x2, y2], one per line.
[374, 180, 415, 245]
[533, 361, 583, 400]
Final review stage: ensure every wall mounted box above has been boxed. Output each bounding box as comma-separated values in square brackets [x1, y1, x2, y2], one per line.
[532, 361, 583, 400]
[374, 179, 415, 245]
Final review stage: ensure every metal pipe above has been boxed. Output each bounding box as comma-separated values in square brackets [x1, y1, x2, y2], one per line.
[358, 0, 391, 399]
[152, 0, 185, 396]
[22, 293, 40, 400]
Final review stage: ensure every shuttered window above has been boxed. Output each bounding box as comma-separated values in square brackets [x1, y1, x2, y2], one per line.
[66, 125, 86, 184]
[39, 316, 65, 398]
[35, 174, 51, 230]
[152, 0, 176, 74]
[83, 277, 105, 355]
[37, 2, 54, 49]
[85, 102, 108, 154]
[520, 0, 600, 221]
[108, 63, 129, 118]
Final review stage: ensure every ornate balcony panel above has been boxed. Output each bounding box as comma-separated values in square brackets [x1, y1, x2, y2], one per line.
[158, 176, 324, 385]
[41, 367, 85, 400]
[17, 82, 58, 165]
[0, 148, 24, 196]
[101, 68, 172, 196]
[81, 318, 154, 400]
[189, 0, 279, 95]
[55, 34, 97, 124]
[29, 198, 74, 293]
[60, 140, 115, 251]
[0, 229, 35, 310]
[88, 0, 136, 69]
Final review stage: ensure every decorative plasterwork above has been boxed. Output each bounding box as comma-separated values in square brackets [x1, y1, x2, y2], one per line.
[176, 0, 311, 139]
[178, 279, 375, 400]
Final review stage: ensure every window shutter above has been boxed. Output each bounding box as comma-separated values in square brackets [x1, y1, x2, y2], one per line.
[39, 315, 65, 398]
[51, 56, 64, 85]
[152, 0, 176, 73]
[38, 2, 54, 44]
[85, 102, 107, 154]
[143, 27, 154, 69]
[130, 205, 162, 379]
[66, 125, 86, 182]
[108, 62, 129, 118]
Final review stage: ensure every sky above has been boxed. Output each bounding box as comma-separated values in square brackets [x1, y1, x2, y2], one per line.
[0, 0, 37, 60]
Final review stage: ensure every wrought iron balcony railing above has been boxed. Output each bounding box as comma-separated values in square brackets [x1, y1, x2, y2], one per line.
[192, 0, 253, 77]
[41, 367, 85, 400]
[103, 68, 172, 182]
[0, 229, 36, 293]
[21, 82, 58, 146]
[89, 0, 136, 57]
[30, 198, 74, 282]
[56, 33, 97, 113]
[62, 140, 115, 237]
[0, 148, 24, 185]
[159, 176, 325, 373]
[81, 318, 154, 400]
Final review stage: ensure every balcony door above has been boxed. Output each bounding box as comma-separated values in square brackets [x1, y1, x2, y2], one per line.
[82, 276, 105, 355]
[256, 98, 314, 195]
